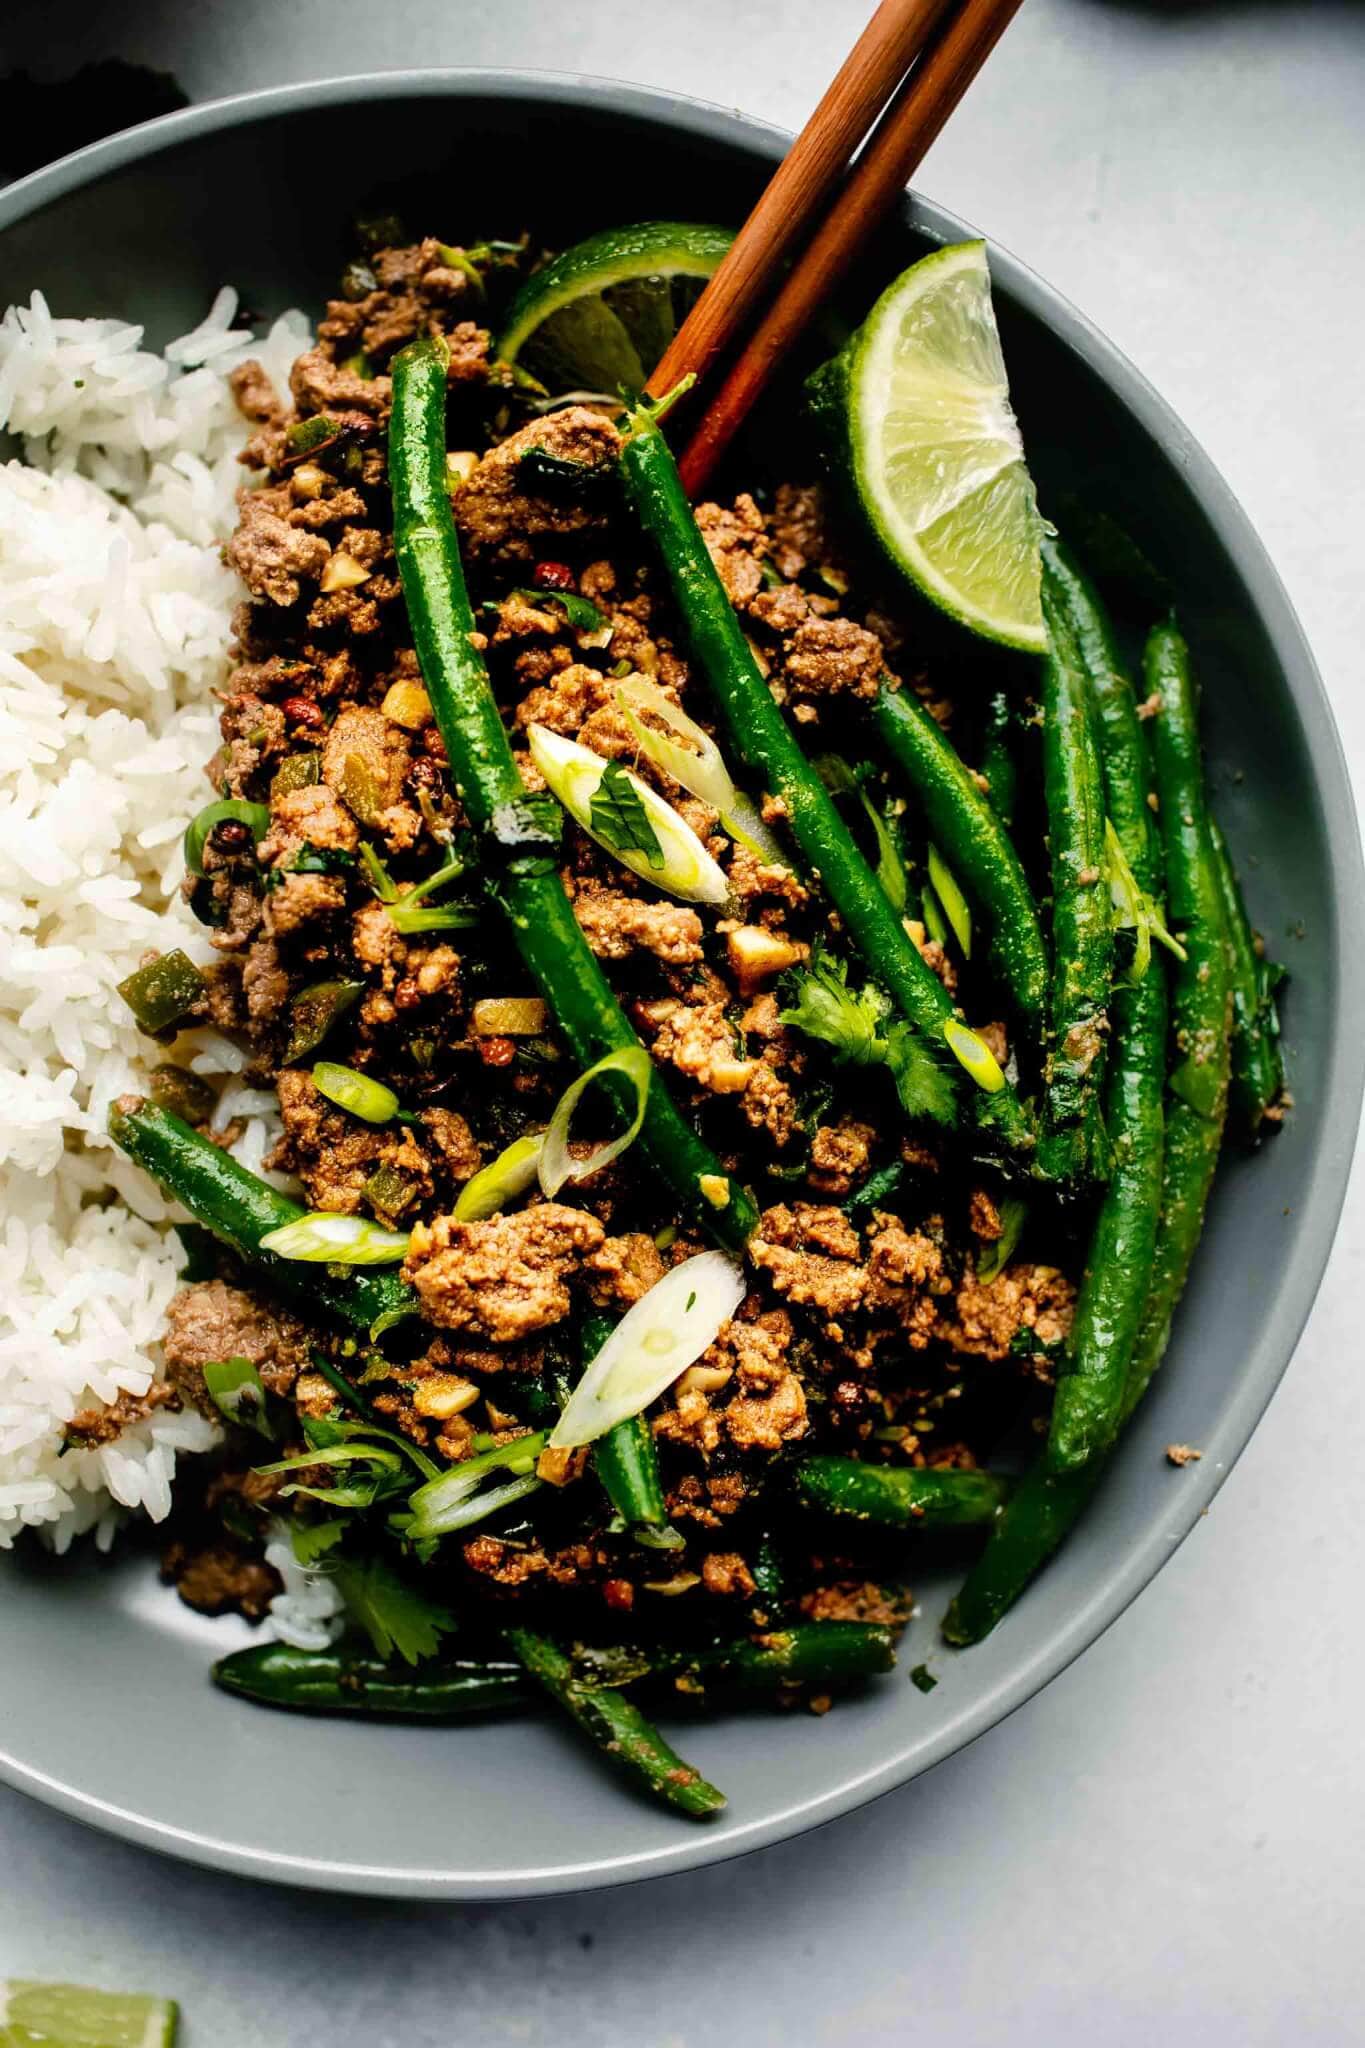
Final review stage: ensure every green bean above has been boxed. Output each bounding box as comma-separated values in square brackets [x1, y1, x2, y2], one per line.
[1036, 568, 1114, 1187]
[794, 1455, 1010, 1529]
[504, 1625, 726, 1817]
[575, 1622, 898, 1697]
[618, 400, 1034, 1163]
[1043, 545, 1168, 1472]
[389, 337, 755, 1253]
[978, 690, 1018, 831]
[213, 1643, 527, 1718]
[1208, 815, 1286, 1142]
[580, 1312, 668, 1530]
[1121, 622, 1232, 1419]
[941, 1464, 1097, 1645]
[108, 1097, 415, 1335]
[872, 684, 1048, 1035]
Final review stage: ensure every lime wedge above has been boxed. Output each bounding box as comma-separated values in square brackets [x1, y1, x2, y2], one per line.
[499, 222, 732, 391]
[0, 1981, 178, 2048]
[807, 241, 1045, 653]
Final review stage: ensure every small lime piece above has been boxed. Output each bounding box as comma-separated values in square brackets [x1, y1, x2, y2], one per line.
[498, 222, 732, 391]
[0, 1981, 178, 2048]
[808, 240, 1045, 652]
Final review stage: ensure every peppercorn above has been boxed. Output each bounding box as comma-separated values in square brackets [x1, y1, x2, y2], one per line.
[281, 695, 325, 733]
[393, 977, 422, 1012]
[602, 1578, 636, 1613]
[532, 560, 575, 593]
[209, 818, 252, 854]
[421, 727, 448, 762]
[405, 757, 441, 793]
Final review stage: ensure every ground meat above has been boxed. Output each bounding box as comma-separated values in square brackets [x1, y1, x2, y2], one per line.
[162, 1540, 281, 1621]
[229, 358, 286, 428]
[261, 783, 359, 864]
[65, 1382, 180, 1448]
[667, 1472, 748, 1528]
[262, 870, 346, 939]
[701, 1551, 757, 1598]
[585, 1232, 666, 1311]
[570, 883, 705, 966]
[402, 1204, 606, 1341]
[799, 1580, 913, 1627]
[768, 482, 838, 583]
[241, 934, 291, 1027]
[783, 615, 885, 702]
[514, 660, 609, 737]
[289, 347, 392, 422]
[461, 1530, 598, 1592]
[695, 494, 770, 607]
[321, 704, 411, 818]
[969, 1188, 1004, 1241]
[807, 1119, 876, 1198]
[719, 1309, 808, 1451]
[453, 406, 622, 561]
[226, 484, 331, 606]
[941, 1263, 1076, 1363]
[419, 1108, 482, 1182]
[750, 1205, 867, 1337]
[161, 1280, 313, 1407]
[271, 1067, 432, 1215]
[639, 995, 756, 1095]
[864, 1214, 951, 1348]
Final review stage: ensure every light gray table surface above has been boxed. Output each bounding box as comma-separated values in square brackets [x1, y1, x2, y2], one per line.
[3, 1, 1363, 2041]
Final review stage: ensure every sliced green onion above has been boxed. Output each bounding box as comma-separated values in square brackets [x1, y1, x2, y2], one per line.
[117, 949, 206, 1034]
[538, 1045, 652, 1198]
[453, 1131, 546, 1221]
[407, 1471, 541, 1536]
[360, 841, 398, 902]
[616, 675, 785, 863]
[183, 799, 270, 878]
[312, 1061, 402, 1124]
[404, 1432, 548, 1539]
[1105, 817, 1187, 982]
[550, 1251, 746, 1449]
[271, 751, 321, 800]
[387, 902, 481, 935]
[260, 1212, 411, 1264]
[921, 884, 949, 949]
[927, 843, 972, 958]
[202, 1356, 273, 1440]
[529, 722, 729, 904]
[511, 586, 605, 633]
[943, 1018, 1005, 1093]
[975, 1195, 1029, 1284]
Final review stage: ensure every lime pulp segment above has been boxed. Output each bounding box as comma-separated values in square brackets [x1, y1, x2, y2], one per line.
[0, 1982, 178, 2048]
[848, 241, 1046, 652]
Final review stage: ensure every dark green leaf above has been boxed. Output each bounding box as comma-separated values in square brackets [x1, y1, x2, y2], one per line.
[333, 1554, 457, 1666]
[588, 759, 665, 870]
[511, 587, 605, 633]
[516, 446, 613, 503]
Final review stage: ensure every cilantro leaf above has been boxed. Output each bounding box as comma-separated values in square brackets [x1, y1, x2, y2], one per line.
[780, 950, 955, 1128]
[881, 1019, 957, 1126]
[588, 759, 665, 870]
[333, 1554, 456, 1666]
[778, 950, 888, 1065]
[291, 1519, 347, 1567]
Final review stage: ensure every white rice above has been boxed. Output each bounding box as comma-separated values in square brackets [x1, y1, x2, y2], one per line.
[0, 286, 314, 1555]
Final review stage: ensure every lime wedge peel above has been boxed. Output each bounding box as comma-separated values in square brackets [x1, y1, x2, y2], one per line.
[830, 240, 1046, 653]
[498, 221, 732, 392]
[0, 1980, 178, 2048]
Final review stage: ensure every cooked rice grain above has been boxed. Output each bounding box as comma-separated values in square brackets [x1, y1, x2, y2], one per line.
[0, 288, 308, 1549]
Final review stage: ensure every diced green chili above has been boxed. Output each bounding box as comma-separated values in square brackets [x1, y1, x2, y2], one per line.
[117, 949, 206, 1035]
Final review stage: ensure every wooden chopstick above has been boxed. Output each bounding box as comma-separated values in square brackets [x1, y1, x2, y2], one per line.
[675, 0, 1029, 497]
[643, 0, 953, 404]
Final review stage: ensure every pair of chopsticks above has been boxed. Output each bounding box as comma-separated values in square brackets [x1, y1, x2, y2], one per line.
[645, 0, 1027, 496]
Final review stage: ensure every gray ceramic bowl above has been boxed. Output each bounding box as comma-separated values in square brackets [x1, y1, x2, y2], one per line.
[0, 70, 1360, 1901]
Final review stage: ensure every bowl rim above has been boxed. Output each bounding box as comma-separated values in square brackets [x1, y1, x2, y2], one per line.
[1, 64, 1361, 1901]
